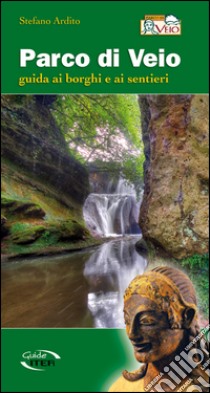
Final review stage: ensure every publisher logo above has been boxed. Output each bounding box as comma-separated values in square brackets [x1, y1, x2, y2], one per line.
[20, 350, 61, 371]
[140, 14, 181, 35]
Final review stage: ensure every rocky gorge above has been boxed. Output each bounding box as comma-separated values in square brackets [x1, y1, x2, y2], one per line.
[1, 94, 209, 260]
[1, 93, 209, 327]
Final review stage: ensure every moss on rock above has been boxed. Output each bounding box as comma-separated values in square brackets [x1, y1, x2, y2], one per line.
[1, 95, 96, 259]
[2, 196, 46, 219]
[11, 225, 46, 244]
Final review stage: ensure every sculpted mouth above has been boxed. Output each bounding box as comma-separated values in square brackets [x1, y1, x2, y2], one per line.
[133, 343, 152, 353]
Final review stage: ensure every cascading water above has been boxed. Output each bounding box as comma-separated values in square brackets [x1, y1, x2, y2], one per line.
[83, 177, 142, 237]
[83, 238, 147, 327]
[82, 176, 146, 327]
[2, 180, 146, 328]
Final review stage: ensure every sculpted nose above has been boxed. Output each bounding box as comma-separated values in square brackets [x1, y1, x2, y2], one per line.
[128, 319, 143, 342]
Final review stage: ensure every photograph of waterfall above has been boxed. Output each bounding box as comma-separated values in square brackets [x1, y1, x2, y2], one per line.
[1, 2, 208, 392]
[1, 94, 209, 329]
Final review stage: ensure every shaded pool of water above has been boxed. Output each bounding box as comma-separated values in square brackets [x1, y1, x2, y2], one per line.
[1, 237, 147, 328]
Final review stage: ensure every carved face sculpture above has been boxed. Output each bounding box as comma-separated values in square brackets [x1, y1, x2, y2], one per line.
[144, 20, 154, 32]
[123, 271, 197, 364]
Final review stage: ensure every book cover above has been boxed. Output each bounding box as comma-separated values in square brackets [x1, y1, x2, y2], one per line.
[1, 1, 209, 392]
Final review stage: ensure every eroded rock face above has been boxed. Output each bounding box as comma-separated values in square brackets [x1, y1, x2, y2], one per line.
[1, 95, 91, 258]
[1, 95, 89, 205]
[139, 95, 209, 258]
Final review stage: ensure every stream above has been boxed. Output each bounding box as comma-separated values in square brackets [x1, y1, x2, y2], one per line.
[2, 177, 147, 328]
[1, 237, 147, 328]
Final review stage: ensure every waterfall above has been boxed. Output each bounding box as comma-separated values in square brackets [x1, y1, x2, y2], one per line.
[83, 176, 146, 327]
[83, 177, 142, 237]
[115, 177, 136, 195]
[83, 238, 147, 327]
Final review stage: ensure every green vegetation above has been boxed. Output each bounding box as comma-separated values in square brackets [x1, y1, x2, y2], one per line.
[147, 249, 209, 320]
[1, 167, 97, 258]
[122, 155, 144, 194]
[1, 194, 29, 207]
[11, 225, 45, 245]
[180, 254, 209, 318]
[53, 95, 141, 149]
[180, 253, 208, 271]
[52, 94, 144, 186]
[10, 222, 31, 234]
[3, 219, 99, 258]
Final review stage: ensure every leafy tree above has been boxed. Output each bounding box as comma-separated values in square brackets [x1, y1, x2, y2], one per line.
[52, 94, 144, 186]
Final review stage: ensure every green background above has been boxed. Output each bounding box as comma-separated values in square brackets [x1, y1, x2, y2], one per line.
[1, 1, 209, 392]
[2, 328, 137, 392]
[1, 1, 209, 93]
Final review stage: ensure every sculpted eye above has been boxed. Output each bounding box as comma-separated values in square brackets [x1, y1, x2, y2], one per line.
[139, 317, 157, 326]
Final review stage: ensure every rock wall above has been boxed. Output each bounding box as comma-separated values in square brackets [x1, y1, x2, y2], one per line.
[1, 95, 88, 204]
[139, 95, 209, 259]
[1, 95, 94, 259]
